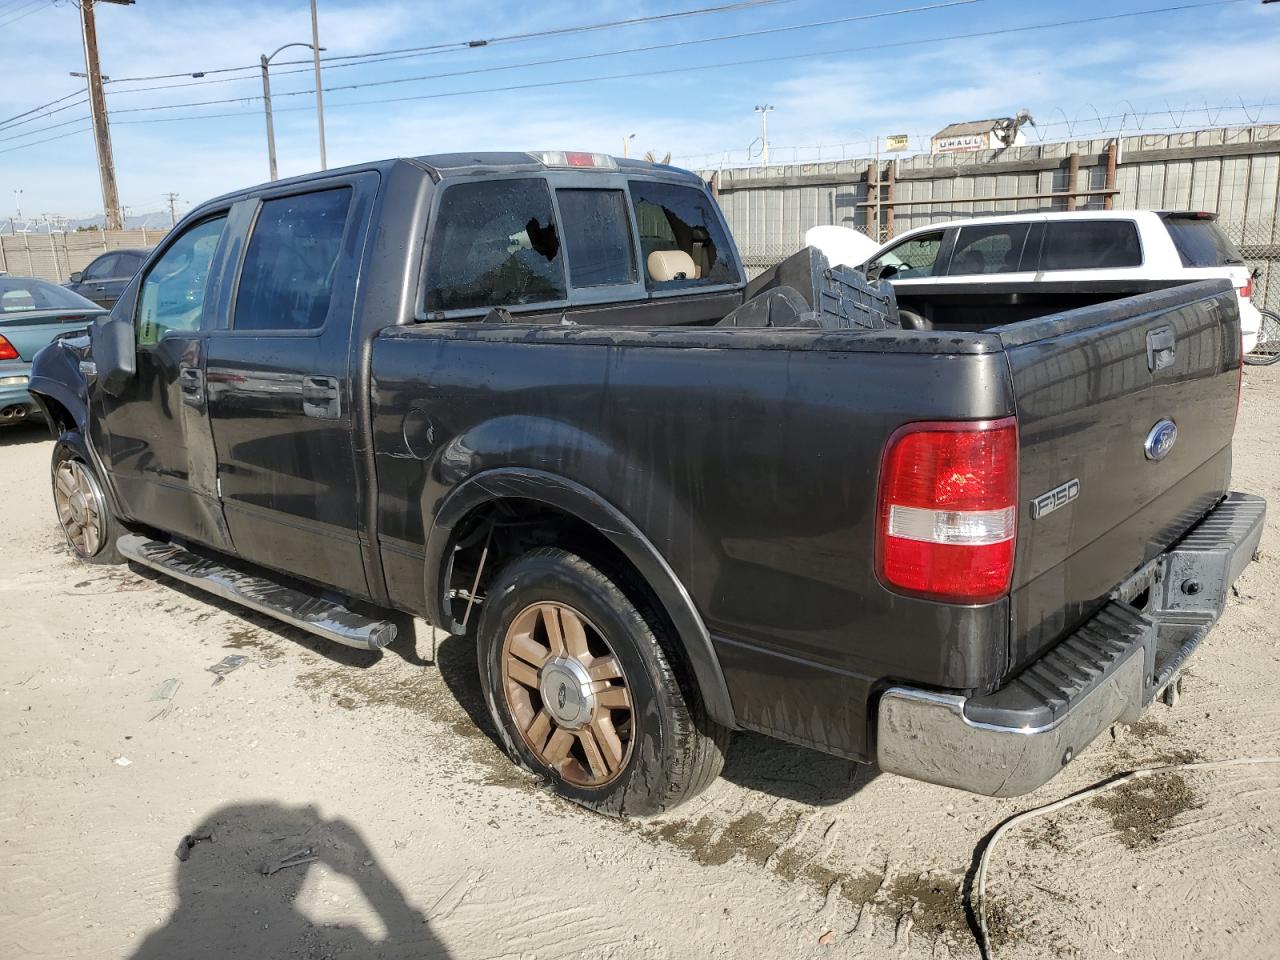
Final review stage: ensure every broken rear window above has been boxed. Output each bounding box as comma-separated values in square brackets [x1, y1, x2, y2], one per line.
[629, 180, 738, 289]
[424, 178, 566, 313]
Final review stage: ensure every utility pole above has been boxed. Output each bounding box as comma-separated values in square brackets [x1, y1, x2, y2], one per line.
[754, 104, 774, 167]
[79, 0, 132, 231]
[163, 192, 180, 227]
[310, 0, 327, 170]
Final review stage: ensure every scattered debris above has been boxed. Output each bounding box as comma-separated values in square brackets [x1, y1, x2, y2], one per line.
[111, 755, 132, 767]
[147, 678, 181, 701]
[147, 678, 182, 721]
[260, 846, 316, 876]
[206, 654, 249, 684]
[175, 830, 214, 862]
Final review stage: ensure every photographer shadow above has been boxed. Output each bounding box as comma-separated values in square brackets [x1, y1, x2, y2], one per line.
[129, 802, 451, 960]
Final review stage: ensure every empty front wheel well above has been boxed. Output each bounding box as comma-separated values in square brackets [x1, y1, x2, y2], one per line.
[32, 393, 75, 436]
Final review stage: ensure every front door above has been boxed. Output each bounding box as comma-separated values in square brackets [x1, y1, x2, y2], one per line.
[95, 215, 233, 550]
[205, 178, 374, 598]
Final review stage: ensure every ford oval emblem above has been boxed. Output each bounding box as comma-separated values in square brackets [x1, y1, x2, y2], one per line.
[1144, 419, 1178, 461]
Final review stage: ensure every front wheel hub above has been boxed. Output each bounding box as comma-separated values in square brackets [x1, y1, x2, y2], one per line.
[538, 656, 595, 730]
[500, 601, 634, 787]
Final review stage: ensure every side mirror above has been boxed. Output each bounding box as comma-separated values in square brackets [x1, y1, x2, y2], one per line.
[69, 271, 83, 283]
[91, 316, 136, 396]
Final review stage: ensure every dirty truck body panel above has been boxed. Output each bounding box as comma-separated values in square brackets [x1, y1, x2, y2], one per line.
[30, 154, 1262, 801]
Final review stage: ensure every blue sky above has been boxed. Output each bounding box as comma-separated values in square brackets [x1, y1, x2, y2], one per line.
[1, 0, 1277, 221]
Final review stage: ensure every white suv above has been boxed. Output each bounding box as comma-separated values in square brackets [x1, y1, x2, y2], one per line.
[862, 211, 1261, 352]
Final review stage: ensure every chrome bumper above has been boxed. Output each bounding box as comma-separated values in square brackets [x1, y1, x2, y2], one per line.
[876, 492, 1266, 797]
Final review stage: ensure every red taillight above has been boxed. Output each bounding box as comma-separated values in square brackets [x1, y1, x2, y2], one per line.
[0, 335, 18, 361]
[1239, 277, 1252, 300]
[876, 417, 1018, 604]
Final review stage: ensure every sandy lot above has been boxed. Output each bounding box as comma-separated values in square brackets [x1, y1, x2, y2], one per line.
[2, 366, 1278, 960]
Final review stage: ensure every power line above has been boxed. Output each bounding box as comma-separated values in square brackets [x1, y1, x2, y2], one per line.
[0, 0, 54, 29]
[0, 125, 91, 156]
[0, 89, 87, 130]
[96, 0, 812, 87]
[101, 0, 981, 99]
[0, 0, 1256, 153]
[98, 0, 1260, 122]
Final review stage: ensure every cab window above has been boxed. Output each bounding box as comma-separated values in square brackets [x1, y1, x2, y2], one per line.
[948, 223, 1031, 276]
[136, 216, 227, 346]
[629, 180, 738, 289]
[233, 188, 352, 331]
[870, 231, 944, 279]
[556, 188, 637, 288]
[424, 178, 566, 313]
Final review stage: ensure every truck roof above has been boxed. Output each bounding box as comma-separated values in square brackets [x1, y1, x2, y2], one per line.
[196, 152, 702, 212]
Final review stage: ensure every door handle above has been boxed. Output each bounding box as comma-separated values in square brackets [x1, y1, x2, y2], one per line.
[178, 364, 205, 407]
[301, 375, 341, 419]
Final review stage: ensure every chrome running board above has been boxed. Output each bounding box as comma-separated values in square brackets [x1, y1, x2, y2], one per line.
[117, 534, 397, 651]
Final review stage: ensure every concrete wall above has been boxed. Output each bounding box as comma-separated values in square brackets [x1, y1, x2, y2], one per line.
[0, 228, 161, 283]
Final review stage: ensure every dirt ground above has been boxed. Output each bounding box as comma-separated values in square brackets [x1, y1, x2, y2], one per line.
[3, 366, 1278, 960]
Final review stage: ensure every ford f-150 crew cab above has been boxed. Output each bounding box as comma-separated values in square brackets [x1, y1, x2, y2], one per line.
[30, 152, 1265, 817]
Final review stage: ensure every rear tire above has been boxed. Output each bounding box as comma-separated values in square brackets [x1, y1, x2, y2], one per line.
[51, 439, 123, 564]
[1243, 309, 1280, 366]
[476, 547, 727, 817]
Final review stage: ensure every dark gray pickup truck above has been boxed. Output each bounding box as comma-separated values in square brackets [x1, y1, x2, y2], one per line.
[30, 151, 1265, 816]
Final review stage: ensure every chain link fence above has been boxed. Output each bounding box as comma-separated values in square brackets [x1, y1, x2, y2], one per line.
[1221, 219, 1279, 313]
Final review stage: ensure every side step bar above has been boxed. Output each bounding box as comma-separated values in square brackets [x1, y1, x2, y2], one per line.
[117, 534, 398, 651]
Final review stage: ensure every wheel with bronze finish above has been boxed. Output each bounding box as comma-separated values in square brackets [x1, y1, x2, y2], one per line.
[477, 548, 727, 816]
[51, 438, 122, 564]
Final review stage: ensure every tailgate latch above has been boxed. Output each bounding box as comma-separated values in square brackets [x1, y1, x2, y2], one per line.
[1146, 325, 1176, 372]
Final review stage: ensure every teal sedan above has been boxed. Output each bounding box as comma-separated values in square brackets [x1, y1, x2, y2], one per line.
[0, 276, 107, 427]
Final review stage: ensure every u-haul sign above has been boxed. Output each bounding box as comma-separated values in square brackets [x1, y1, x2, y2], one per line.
[934, 133, 988, 154]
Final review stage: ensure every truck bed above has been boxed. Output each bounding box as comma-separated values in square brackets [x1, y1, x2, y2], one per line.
[370, 278, 1242, 761]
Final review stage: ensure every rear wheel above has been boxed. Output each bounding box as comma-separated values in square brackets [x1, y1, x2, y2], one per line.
[477, 548, 727, 817]
[1243, 309, 1280, 366]
[51, 442, 122, 564]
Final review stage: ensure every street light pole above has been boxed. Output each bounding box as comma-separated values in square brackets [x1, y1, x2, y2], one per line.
[260, 42, 321, 182]
[260, 53, 279, 181]
[623, 133, 635, 158]
[310, 0, 327, 170]
[754, 105, 774, 167]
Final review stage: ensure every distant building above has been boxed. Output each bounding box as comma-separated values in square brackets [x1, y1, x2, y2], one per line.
[931, 118, 1028, 155]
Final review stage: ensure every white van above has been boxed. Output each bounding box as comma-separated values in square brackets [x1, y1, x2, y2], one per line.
[860, 211, 1261, 353]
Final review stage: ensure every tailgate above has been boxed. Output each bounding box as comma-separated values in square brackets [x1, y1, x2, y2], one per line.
[999, 279, 1240, 672]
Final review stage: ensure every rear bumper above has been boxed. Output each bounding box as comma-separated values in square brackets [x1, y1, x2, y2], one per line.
[0, 363, 36, 423]
[876, 492, 1266, 797]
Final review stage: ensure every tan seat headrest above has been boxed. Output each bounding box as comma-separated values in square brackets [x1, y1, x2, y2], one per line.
[647, 249, 699, 282]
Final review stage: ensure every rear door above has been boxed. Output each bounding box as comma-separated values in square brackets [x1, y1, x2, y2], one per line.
[944, 220, 1039, 284]
[205, 174, 377, 597]
[1001, 280, 1240, 670]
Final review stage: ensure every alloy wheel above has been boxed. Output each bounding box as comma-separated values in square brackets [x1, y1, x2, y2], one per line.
[500, 601, 634, 787]
[53, 460, 104, 558]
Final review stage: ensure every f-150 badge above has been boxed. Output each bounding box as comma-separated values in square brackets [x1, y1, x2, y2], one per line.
[1031, 479, 1080, 519]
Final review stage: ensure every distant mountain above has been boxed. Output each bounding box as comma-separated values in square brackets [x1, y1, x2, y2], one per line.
[6, 212, 173, 233]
